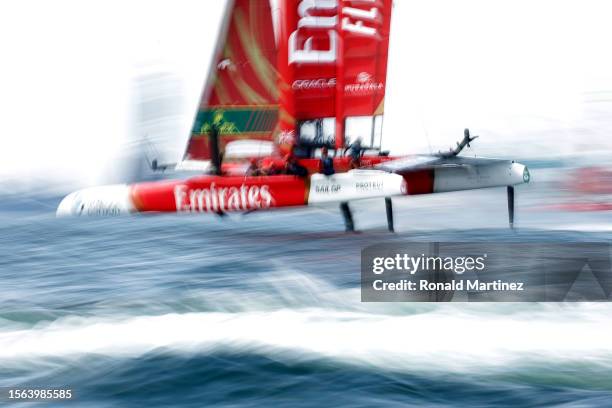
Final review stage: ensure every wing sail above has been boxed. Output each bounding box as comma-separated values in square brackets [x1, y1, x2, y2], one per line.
[183, 0, 278, 162]
[277, 0, 394, 153]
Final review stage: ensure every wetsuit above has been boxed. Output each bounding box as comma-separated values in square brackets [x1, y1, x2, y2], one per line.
[349, 141, 362, 168]
[321, 156, 335, 176]
[209, 122, 222, 175]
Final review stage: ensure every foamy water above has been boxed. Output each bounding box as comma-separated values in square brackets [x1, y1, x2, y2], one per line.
[3, 298, 612, 375]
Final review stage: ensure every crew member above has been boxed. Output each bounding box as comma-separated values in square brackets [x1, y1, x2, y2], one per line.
[209, 111, 224, 175]
[320, 147, 335, 176]
[284, 154, 308, 177]
[246, 158, 262, 176]
[349, 138, 362, 169]
[260, 157, 283, 176]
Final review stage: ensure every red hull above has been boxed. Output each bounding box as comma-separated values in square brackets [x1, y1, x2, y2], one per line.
[131, 175, 309, 214]
[131, 161, 435, 214]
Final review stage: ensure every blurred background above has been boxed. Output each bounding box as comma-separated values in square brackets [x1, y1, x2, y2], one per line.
[1, 0, 611, 194]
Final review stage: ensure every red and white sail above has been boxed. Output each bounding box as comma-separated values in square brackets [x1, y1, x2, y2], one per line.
[276, 0, 393, 152]
[183, 0, 279, 162]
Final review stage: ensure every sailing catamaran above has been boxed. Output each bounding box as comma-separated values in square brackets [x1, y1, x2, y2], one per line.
[57, 0, 530, 231]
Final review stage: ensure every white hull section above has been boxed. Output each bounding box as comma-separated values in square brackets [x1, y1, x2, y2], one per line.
[434, 162, 529, 193]
[57, 185, 134, 217]
[308, 170, 406, 204]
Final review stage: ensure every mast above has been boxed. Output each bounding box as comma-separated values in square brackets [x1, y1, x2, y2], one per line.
[277, 0, 298, 156]
[335, 6, 345, 151]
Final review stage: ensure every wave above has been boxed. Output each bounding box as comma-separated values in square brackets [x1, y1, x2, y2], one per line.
[2, 296, 612, 378]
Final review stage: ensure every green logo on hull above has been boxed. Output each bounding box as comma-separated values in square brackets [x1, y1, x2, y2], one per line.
[523, 168, 530, 183]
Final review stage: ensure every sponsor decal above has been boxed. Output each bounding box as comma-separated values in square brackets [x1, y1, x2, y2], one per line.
[293, 75, 384, 95]
[357, 72, 372, 83]
[278, 129, 297, 145]
[523, 168, 531, 183]
[315, 184, 342, 193]
[355, 181, 383, 192]
[217, 59, 236, 71]
[289, 0, 382, 65]
[174, 183, 274, 213]
[345, 82, 385, 94]
[342, 3, 380, 37]
[82, 201, 121, 216]
[345, 81, 384, 94]
[199, 110, 239, 135]
[194, 108, 277, 136]
[345, 71, 385, 95]
[199, 122, 239, 135]
[292, 78, 336, 90]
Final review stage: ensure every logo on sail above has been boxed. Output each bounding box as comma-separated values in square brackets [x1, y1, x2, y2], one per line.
[278, 129, 297, 145]
[357, 72, 373, 83]
[345, 72, 384, 95]
[199, 110, 239, 135]
[289, 0, 383, 65]
[217, 59, 236, 71]
[292, 73, 383, 94]
[292, 78, 336, 90]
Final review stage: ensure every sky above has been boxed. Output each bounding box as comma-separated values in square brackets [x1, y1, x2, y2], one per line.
[1, 0, 611, 191]
[385, 0, 612, 158]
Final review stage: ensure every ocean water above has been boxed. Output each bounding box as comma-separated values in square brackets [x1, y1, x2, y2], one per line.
[1, 176, 612, 407]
